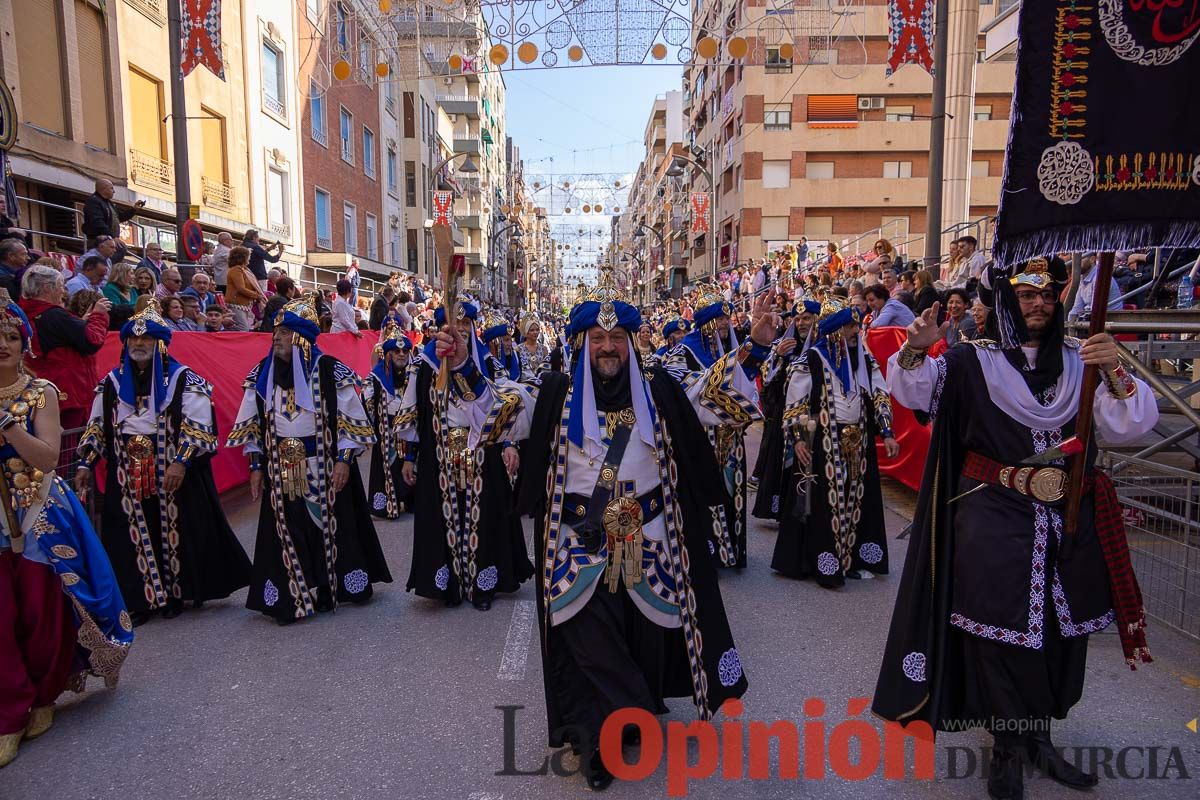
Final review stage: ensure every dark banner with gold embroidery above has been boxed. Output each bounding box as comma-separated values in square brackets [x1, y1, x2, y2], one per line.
[993, 0, 1200, 266]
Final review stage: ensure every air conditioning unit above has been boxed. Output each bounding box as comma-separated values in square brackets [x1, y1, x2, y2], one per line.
[449, 114, 458, 123]
[442, 77, 454, 85]
[870, 97, 886, 110]
[857, 97, 872, 110]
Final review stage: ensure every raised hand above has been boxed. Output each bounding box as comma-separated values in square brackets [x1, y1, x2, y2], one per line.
[906, 301, 948, 350]
[434, 324, 469, 368]
[750, 287, 780, 346]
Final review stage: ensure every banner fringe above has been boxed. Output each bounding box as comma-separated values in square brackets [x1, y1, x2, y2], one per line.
[994, 220, 1200, 269]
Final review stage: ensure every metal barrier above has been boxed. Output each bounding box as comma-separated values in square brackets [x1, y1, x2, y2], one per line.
[58, 425, 102, 530]
[1104, 452, 1200, 642]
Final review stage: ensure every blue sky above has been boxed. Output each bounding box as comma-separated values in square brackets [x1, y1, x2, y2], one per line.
[504, 64, 683, 277]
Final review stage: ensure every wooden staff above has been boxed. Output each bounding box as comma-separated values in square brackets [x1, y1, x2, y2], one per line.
[431, 224, 458, 391]
[1063, 251, 1116, 553]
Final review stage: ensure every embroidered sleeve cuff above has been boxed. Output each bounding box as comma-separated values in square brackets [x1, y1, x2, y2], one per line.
[336, 448, 356, 464]
[896, 343, 928, 371]
[173, 445, 198, 466]
[452, 360, 486, 401]
[736, 340, 772, 376]
[248, 453, 263, 472]
[403, 446, 417, 463]
[1103, 364, 1137, 400]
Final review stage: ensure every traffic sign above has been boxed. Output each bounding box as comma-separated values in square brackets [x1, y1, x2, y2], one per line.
[188, 204, 200, 220]
[181, 219, 205, 261]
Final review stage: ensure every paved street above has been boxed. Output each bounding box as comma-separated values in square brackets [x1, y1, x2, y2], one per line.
[4, 434, 1199, 800]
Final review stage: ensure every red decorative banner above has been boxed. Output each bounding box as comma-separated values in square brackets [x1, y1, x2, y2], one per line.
[433, 191, 453, 226]
[690, 192, 709, 234]
[180, 0, 225, 81]
[886, 0, 935, 77]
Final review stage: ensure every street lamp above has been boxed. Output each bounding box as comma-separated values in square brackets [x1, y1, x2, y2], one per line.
[667, 152, 717, 280]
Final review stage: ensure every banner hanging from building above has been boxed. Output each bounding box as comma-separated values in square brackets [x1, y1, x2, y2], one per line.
[180, 0, 225, 80]
[690, 192, 709, 234]
[885, 0, 935, 76]
[993, 0, 1200, 266]
[432, 191, 454, 226]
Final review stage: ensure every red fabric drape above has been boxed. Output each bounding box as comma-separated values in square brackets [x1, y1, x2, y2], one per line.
[93, 332, 384, 493]
[864, 327, 947, 491]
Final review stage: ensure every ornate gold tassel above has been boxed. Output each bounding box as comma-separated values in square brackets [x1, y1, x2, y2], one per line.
[623, 530, 643, 589]
[126, 436, 156, 499]
[605, 536, 624, 593]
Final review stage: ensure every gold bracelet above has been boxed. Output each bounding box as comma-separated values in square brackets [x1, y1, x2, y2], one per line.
[896, 343, 928, 371]
[1103, 364, 1136, 400]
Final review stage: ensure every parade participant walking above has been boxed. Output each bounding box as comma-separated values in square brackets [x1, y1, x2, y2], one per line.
[484, 269, 767, 789]
[396, 301, 532, 612]
[752, 298, 819, 520]
[516, 313, 550, 382]
[0, 290, 131, 768]
[480, 312, 522, 381]
[770, 297, 898, 585]
[663, 286, 755, 568]
[76, 301, 251, 624]
[873, 260, 1158, 800]
[228, 293, 391, 624]
[653, 316, 690, 362]
[363, 319, 415, 518]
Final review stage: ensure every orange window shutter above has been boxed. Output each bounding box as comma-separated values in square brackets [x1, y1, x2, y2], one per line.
[807, 95, 859, 128]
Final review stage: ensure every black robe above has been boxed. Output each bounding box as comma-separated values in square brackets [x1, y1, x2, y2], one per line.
[96, 372, 251, 614]
[366, 371, 415, 519]
[405, 361, 534, 604]
[751, 347, 801, 520]
[873, 343, 1107, 732]
[770, 347, 890, 587]
[244, 356, 392, 622]
[517, 370, 747, 750]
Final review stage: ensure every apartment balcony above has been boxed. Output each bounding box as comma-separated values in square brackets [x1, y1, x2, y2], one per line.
[453, 138, 481, 155]
[457, 214, 483, 230]
[437, 95, 481, 119]
[268, 222, 292, 243]
[125, 0, 165, 24]
[395, 19, 481, 40]
[201, 176, 236, 213]
[129, 149, 173, 192]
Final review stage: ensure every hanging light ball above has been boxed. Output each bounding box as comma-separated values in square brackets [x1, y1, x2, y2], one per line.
[568, 46, 584, 62]
[778, 42, 795, 61]
[727, 37, 749, 59]
[517, 42, 539, 64]
[333, 60, 352, 81]
[489, 44, 509, 65]
[376, 62, 390, 77]
[582, 204, 591, 213]
[651, 43, 668, 61]
[379, 0, 393, 11]
[696, 37, 719, 59]
[448, 54, 463, 71]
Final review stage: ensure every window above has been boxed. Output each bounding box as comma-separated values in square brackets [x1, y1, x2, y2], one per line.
[362, 127, 376, 178]
[805, 216, 834, 237]
[761, 216, 789, 241]
[807, 95, 858, 128]
[128, 67, 166, 158]
[339, 107, 354, 163]
[365, 214, 378, 260]
[358, 38, 371, 80]
[883, 161, 913, 179]
[405, 162, 417, 207]
[885, 105, 914, 122]
[762, 160, 791, 189]
[262, 41, 286, 118]
[407, 229, 419, 272]
[306, 0, 320, 21]
[390, 225, 401, 265]
[15, 0, 66, 135]
[315, 188, 332, 249]
[763, 104, 791, 131]
[765, 47, 792, 74]
[807, 162, 834, 180]
[199, 107, 227, 182]
[76, 0, 112, 151]
[974, 105, 993, 121]
[344, 203, 358, 254]
[267, 167, 289, 231]
[387, 148, 398, 194]
[971, 160, 990, 178]
[310, 85, 329, 147]
[335, 2, 349, 50]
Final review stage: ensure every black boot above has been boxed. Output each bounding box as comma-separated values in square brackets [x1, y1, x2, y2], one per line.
[161, 600, 183, 620]
[1026, 730, 1099, 789]
[987, 738, 1025, 800]
[585, 749, 613, 791]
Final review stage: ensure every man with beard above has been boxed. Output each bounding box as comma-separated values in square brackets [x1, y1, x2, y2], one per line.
[873, 259, 1158, 800]
[662, 287, 756, 568]
[76, 301, 251, 624]
[480, 311, 522, 381]
[396, 301, 532, 612]
[770, 297, 899, 586]
[752, 298, 819, 520]
[363, 318, 415, 518]
[455, 270, 770, 789]
[227, 293, 391, 624]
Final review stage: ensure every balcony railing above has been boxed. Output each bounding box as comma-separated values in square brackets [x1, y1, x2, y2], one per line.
[311, 124, 328, 147]
[201, 176, 235, 212]
[316, 234, 332, 249]
[129, 149, 173, 191]
[263, 93, 286, 118]
[268, 222, 291, 242]
[125, 0, 164, 24]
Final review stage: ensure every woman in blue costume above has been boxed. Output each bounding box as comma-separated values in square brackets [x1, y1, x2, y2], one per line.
[0, 289, 132, 768]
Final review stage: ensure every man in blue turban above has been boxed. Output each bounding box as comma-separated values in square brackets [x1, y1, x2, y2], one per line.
[395, 298, 533, 612]
[752, 297, 821, 520]
[480, 311, 522, 382]
[77, 300, 251, 625]
[432, 267, 777, 789]
[363, 315, 415, 519]
[227, 292, 391, 624]
[771, 296, 898, 588]
[662, 286, 756, 568]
